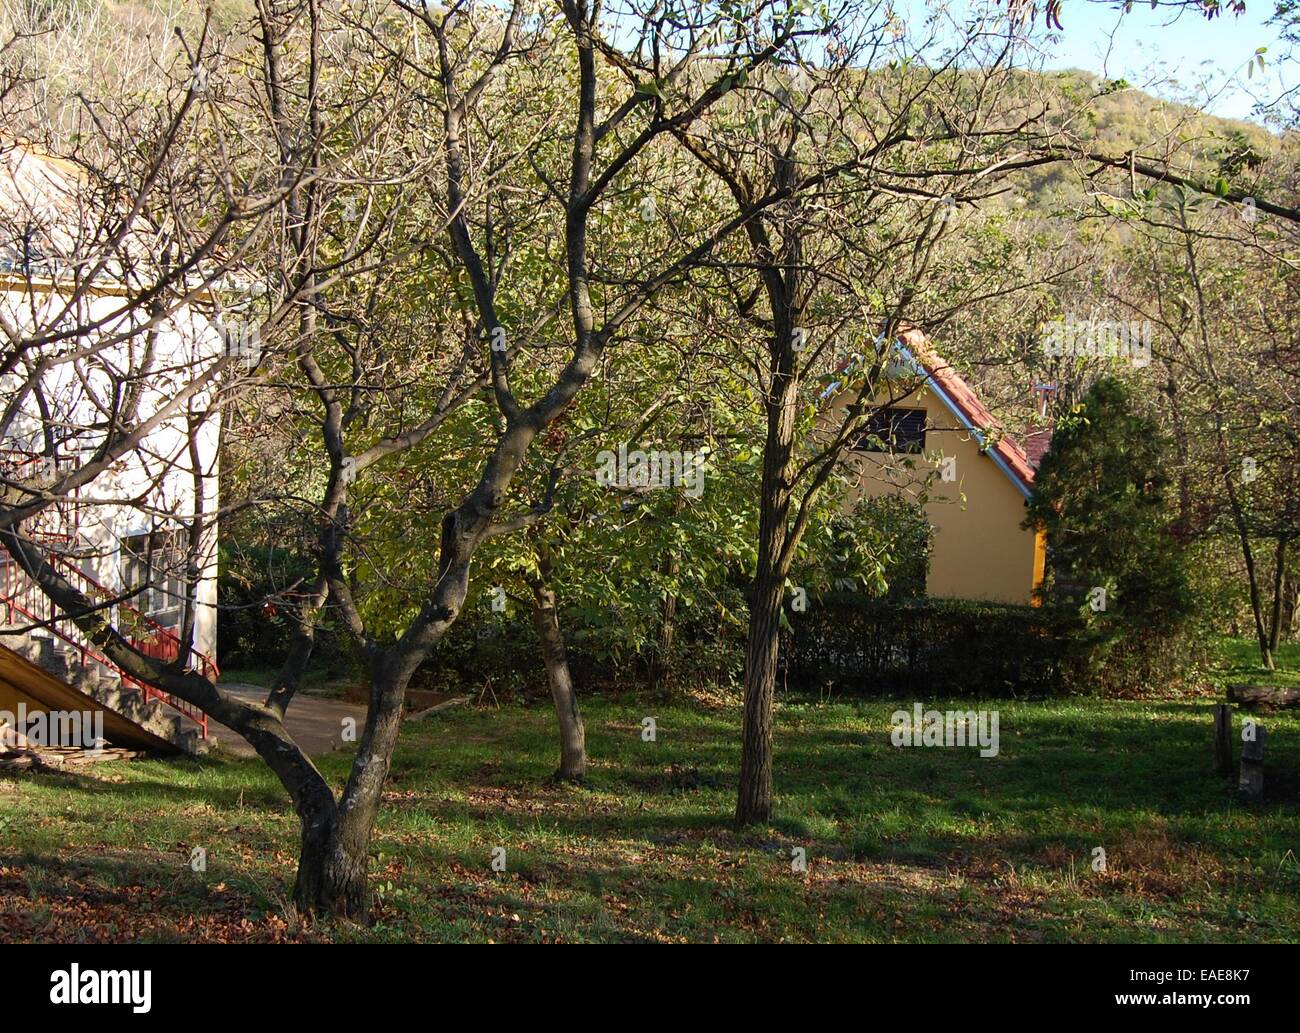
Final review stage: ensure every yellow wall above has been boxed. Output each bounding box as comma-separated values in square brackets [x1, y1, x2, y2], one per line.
[832, 382, 1042, 605]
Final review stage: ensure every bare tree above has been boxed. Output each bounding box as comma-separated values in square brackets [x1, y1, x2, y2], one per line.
[2, 0, 852, 918]
[0, 0, 432, 916]
[675, 3, 1081, 823]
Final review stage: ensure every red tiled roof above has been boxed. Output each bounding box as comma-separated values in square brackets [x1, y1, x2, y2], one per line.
[898, 329, 1038, 496]
[1023, 427, 1053, 469]
[830, 327, 1042, 495]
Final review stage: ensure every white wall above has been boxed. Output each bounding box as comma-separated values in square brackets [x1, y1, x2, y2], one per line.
[0, 282, 223, 663]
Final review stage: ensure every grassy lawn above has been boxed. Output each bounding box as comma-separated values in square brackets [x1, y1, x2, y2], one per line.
[1207, 637, 1300, 692]
[3, 692, 1299, 943]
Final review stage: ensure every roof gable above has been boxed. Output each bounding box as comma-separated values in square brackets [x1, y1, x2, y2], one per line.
[834, 329, 1035, 499]
[895, 330, 1035, 498]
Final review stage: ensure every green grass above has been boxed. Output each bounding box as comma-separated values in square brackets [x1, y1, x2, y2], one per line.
[218, 665, 353, 700]
[1206, 637, 1300, 692]
[3, 692, 1299, 942]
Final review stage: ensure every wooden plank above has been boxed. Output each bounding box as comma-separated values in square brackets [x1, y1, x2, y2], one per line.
[1213, 704, 1234, 776]
[1227, 684, 1300, 709]
[0, 719, 32, 751]
[0, 643, 174, 751]
[0, 741, 142, 770]
[406, 695, 471, 722]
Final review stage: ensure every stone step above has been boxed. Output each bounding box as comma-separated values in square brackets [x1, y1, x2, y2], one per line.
[0, 629, 208, 756]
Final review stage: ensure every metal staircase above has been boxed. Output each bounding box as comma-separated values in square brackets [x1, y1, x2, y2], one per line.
[0, 450, 217, 755]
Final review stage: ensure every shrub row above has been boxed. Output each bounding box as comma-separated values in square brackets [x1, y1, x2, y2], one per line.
[407, 605, 745, 698]
[779, 593, 1203, 697]
[220, 546, 1201, 698]
[780, 594, 1065, 696]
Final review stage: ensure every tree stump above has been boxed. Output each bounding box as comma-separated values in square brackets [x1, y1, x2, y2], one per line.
[1238, 723, 1266, 801]
[1213, 704, 1234, 776]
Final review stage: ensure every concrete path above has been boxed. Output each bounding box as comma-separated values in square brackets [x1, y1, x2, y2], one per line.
[206, 683, 368, 759]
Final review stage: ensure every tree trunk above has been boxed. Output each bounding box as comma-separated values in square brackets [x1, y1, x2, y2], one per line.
[1212, 703, 1234, 775]
[1163, 367, 1195, 543]
[1224, 472, 1274, 670]
[1268, 538, 1288, 656]
[654, 586, 678, 688]
[529, 581, 587, 780]
[651, 499, 682, 687]
[732, 146, 805, 823]
[736, 328, 798, 825]
[1283, 574, 1298, 643]
[291, 655, 423, 919]
[293, 811, 369, 920]
[736, 573, 784, 824]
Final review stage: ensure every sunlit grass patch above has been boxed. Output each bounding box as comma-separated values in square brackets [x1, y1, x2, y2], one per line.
[2, 691, 1298, 942]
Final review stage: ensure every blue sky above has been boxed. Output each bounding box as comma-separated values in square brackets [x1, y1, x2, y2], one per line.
[1034, 2, 1293, 120]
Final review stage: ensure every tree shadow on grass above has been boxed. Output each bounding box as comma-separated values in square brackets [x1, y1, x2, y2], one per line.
[9, 698, 1299, 941]
[0, 847, 320, 943]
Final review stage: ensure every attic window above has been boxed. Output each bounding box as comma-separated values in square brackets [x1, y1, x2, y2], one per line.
[853, 407, 926, 454]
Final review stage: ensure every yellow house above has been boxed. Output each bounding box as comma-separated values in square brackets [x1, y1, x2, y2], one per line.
[832, 330, 1048, 605]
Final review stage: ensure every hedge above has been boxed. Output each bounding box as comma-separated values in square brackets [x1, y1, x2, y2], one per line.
[780, 594, 1068, 696]
[780, 592, 1208, 697]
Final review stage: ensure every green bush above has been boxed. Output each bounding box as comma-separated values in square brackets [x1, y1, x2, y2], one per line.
[782, 594, 1065, 696]
[217, 542, 359, 677]
[1026, 376, 1196, 649]
[781, 593, 1204, 697]
[406, 596, 748, 698]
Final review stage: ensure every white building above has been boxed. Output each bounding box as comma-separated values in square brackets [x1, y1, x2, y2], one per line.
[0, 140, 224, 754]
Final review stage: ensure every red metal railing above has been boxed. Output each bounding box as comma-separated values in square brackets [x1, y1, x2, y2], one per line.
[0, 554, 213, 737]
[0, 447, 82, 544]
[0, 446, 216, 738]
[0, 447, 215, 737]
